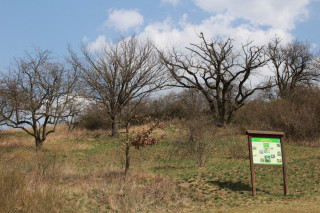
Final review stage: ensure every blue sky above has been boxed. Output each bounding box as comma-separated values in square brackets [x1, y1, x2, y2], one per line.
[0, 0, 319, 69]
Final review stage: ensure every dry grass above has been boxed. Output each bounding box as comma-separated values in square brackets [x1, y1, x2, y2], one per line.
[1, 123, 320, 212]
[0, 125, 183, 213]
[0, 163, 66, 213]
[79, 171, 182, 212]
[217, 200, 320, 213]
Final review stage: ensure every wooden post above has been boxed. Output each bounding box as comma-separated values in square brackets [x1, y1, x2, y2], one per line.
[280, 137, 289, 195]
[246, 130, 288, 196]
[247, 135, 256, 196]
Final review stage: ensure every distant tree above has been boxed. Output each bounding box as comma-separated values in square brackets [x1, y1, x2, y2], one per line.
[0, 48, 77, 150]
[59, 94, 92, 130]
[159, 33, 270, 127]
[75, 102, 111, 130]
[267, 37, 320, 98]
[178, 88, 209, 117]
[69, 37, 166, 136]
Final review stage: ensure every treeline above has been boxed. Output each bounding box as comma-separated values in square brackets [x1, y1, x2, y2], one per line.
[0, 33, 319, 149]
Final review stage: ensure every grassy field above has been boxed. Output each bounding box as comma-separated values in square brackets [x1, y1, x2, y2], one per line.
[0, 122, 320, 212]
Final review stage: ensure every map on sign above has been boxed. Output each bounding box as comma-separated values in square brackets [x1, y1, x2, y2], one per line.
[251, 137, 283, 165]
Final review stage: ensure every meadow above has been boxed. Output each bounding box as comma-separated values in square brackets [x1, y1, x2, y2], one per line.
[0, 121, 320, 212]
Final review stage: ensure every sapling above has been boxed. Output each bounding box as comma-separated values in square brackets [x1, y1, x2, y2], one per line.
[123, 121, 162, 176]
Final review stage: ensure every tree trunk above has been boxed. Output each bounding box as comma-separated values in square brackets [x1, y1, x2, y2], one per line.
[208, 99, 225, 127]
[111, 114, 119, 136]
[216, 118, 226, 128]
[227, 110, 234, 124]
[214, 110, 226, 127]
[35, 138, 43, 151]
[125, 142, 130, 176]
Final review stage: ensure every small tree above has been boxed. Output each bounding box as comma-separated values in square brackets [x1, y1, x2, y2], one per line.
[70, 37, 167, 136]
[268, 37, 320, 98]
[0, 48, 77, 150]
[123, 120, 161, 175]
[159, 33, 270, 127]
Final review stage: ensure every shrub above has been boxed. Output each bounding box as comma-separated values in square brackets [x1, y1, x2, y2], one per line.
[227, 137, 249, 159]
[235, 87, 320, 142]
[76, 104, 112, 130]
[172, 116, 216, 167]
[145, 89, 210, 121]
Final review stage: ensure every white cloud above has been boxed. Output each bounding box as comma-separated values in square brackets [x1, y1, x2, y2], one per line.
[138, 14, 284, 83]
[87, 35, 108, 52]
[192, 0, 310, 30]
[87, 1, 314, 85]
[161, 0, 180, 6]
[139, 13, 293, 50]
[138, 0, 312, 50]
[91, 1, 311, 60]
[105, 9, 144, 32]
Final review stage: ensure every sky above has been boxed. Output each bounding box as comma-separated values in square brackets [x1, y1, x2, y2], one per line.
[0, 0, 320, 70]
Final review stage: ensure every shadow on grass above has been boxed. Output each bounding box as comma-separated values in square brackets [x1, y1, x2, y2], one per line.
[208, 180, 251, 191]
[208, 180, 272, 194]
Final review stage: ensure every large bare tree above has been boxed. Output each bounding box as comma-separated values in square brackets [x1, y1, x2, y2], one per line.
[70, 37, 166, 136]
[268, 37, 320, 98]
[159, 33, 270, 127]
[0, 48, 77, 150]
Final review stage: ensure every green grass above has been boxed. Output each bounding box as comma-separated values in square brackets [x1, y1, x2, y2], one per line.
[135, 133, 320, 210]
[0, 125, 320, 212]
[1, 130, 32, 139]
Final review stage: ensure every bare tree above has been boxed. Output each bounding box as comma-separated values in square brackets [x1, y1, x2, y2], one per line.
[159, 33, 270, 127]
[69, 37, 166, 136]
[268, 37, 320, 98]
[0, 48, 77, 150]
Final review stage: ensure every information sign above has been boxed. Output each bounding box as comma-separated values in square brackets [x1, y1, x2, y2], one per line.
[246, 130, 288, 196]
[251, 137, 282, 165]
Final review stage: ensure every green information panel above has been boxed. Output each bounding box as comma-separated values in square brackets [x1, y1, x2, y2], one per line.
[251, 137, 282, 165]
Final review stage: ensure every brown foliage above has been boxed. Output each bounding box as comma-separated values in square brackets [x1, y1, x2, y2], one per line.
[130, 121, 161, 149]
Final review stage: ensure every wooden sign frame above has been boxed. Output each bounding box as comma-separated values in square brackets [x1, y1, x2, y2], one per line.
[246, 130, 288, 196]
